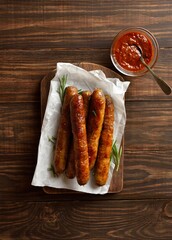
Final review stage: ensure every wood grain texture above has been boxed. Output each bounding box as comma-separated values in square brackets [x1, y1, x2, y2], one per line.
[123, 150, 172, 198]
[0, 154, 37, 201]
[0, 0, 171, 49]
[1, 150, 172, 201]
[0, 200, 172, 240]
[0, 0, 172, 239]
[0, 103, 40, 154]
[0, 101, 171, 155]
[0, 48, 171, 103]
[125, 101, 172, 150]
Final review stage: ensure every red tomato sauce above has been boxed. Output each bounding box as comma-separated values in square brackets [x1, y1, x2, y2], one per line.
[112, 32, 153, 71]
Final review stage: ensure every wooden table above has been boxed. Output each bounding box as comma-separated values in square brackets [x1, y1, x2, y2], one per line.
[0, 1, 172, 239]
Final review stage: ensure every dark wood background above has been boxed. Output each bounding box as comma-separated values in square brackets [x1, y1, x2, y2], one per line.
[0, 1, 172, 239]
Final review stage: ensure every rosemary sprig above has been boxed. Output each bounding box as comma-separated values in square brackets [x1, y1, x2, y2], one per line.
[78, 89, 83, 94]
[92, 110, 97, 116]
[111, 141, 122, 171]
[57, 74, 68, 103]
[48, 136, 56, 144]
[47, 164, 56, 177]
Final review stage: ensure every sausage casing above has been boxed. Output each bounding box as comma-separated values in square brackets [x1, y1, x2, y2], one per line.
[65, 140, 76, 179]
[94, 95, 114, 186]
[87, 89, 105, 170]
[70, 94, 90, 185]
[65, 90, 91, 179]
[54, 86, 78, 174]
[81, 90, 91, 119]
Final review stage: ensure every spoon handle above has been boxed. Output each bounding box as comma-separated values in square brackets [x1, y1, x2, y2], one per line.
[140, 57, 171, 95]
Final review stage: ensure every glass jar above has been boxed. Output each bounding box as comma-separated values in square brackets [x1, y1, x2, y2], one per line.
[110, 27, 159, 77]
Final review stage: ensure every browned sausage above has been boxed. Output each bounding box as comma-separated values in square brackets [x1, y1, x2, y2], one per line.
[65, 140, 76, 179]
[81, 90, 91, 119]
[94, 95, 114, 186]
[65, 90, 91, 179]
[54, 86, 78, 174]
[70, 94, 90, 185]
[87, 89, 106, 170]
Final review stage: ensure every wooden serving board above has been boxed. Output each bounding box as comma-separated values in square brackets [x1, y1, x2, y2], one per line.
[41, 62, 124, 194]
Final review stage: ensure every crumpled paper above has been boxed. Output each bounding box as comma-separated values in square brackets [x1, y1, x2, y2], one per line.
[31, 62, 130, 194]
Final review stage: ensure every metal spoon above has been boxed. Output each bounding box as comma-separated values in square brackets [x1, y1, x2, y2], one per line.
[133, 45, 171, 95]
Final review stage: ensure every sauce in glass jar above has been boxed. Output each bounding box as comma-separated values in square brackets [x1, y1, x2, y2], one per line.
[110, 28, 159, 76]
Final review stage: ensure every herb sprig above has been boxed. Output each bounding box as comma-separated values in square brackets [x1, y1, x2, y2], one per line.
[78, 89, 83, 94]
[92, 110, 97, 116]
[111, 141, 122, 171]
[57, 74, 68, 103]
[48, 136, 56, 144]
[47, 164, 56, 177]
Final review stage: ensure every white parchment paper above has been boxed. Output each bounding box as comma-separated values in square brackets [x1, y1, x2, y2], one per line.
[31, 63, 130, 194]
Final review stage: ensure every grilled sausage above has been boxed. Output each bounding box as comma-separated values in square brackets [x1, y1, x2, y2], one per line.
[65, 90, 91, 179]
[65, 140, 76, 178]
[54, 86, 78, 174]
[87, 89, 106, 170]
[94, 95, 114, 186]
[81, 90, 91, 119]
[70, 94, 90, 185]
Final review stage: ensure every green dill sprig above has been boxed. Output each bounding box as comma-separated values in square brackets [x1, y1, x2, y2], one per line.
[111, 141, 122, 172]
[47, 164, 56, 177]
[57, 74, 68, 103]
